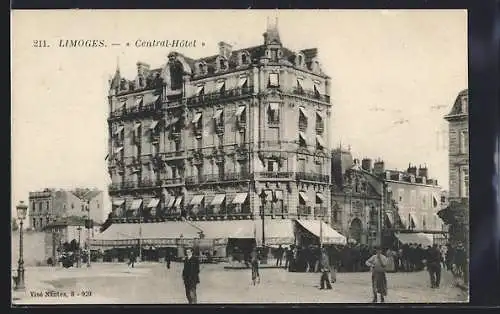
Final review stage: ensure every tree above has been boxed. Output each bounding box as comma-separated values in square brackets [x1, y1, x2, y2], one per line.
[11, 218, 19, 231]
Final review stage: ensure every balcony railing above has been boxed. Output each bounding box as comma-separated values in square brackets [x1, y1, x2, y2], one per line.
[186, 86, 254, 107]
[256, 172, 294, 180]
[296, 172, 330, 183]
[185, 172, 252, 185]
[259, 205, 288, 216]
[109, 102, 162, 119]
[161, 177, 185, 186]
[162, 151, 186, 161]
[297, 205, 312, 216]
[138, 179, 155, 188]
[314, 206, 328, 217]
[108, 183, 122, 192]
[292, 88, 330, 103]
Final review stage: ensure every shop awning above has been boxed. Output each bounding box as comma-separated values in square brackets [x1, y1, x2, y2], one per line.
[196, 220, 255, 240]
[275, 190, 283, 200]
[93, 222, 201, 243]
[255, 219, 296, 246]
[192, 113, 202, 124]
[295, 219, 347, 245]
[114, 126, 124, 135]
[166, 197, 176, 208]
[232, 193, 248, 204]
[149, 120, 159, 130]
[148, 94, 160, 105]
[238, 77, 248, 87]
[196, 85, 204, 96]
[395, 233, 434, 247]
[133, 122, 141, 131]
[235, 106, 246, 117]
[114, 147, 123, 154]
[166, 117, 180, 129]
[112, 199, 125, 206]
[398, 212, 408, 227]
[213, 109, 223, 120]
[148, 198, 160, 208]
[174, 196, 183, 207]
[299, 107, 308, 119]
[385, 212, 394, 226]
[316, 193, 326, 203]
[130, 199, 143, 210]
[134, 97, 143, 107]
[190, 195, 205, 206]
[210, 194, 226, 206]
[316, 111, 324, 120]
[316, 135, 326, 148]
[299, 192, 309, 203]
[216, 81, 225, 92]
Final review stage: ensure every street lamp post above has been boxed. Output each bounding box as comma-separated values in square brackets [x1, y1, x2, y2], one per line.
[259, 191, 267, 264]
[77, 226, 82, 268]
[85, 201, 92, 268]
[15, 201, 28, 291]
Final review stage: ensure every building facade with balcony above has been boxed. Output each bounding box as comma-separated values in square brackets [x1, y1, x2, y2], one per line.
[29, 188, 105, 231]
[439, 89, 469, 246]
[103, 21, 339, 257]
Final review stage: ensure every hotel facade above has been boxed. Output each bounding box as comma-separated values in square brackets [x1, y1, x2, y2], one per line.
[97, 21, 345, 259]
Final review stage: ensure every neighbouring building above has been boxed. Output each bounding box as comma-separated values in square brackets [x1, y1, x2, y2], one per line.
[439, 89, 469, 247]
[43, 216, 102, 264]
[331, 149, 399, 247]
[29, 188, 105, 231]
[99, 20, 345, 261]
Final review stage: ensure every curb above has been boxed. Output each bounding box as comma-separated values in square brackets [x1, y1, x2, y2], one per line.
[223, 265, 286, 270]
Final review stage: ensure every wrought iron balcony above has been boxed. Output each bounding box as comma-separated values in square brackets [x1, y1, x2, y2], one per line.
[138, 178, 155, 188]
[161, 177, 185, 186]
[185, 172, 252, 185]
[292, 88, 330, 103]
[256, 172, 294, 180]
[297, 205, 312, 216]
[295, 172, 330, 183]
[186, 86, 254, 107]
[162, 150, 186, 161]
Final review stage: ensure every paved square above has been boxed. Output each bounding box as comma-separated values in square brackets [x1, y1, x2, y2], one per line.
[12, 262, 467, 304]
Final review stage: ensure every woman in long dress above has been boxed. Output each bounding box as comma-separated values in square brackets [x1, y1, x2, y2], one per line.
[365, 247, 389, 303]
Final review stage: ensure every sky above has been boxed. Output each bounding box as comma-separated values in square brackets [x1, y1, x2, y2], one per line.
[11, 10, 468, 224]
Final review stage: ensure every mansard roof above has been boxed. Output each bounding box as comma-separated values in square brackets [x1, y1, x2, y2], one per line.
[446, 88, 468, 117]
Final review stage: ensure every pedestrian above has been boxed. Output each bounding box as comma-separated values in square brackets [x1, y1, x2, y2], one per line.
[250, 247, 260, 285]
[165, 250, 171, 269]
[385, 248, 396, 273]
[182, 247, 200, 304]
[426, 244, 442, 288]
[276, 245, 284, 267]
[319, 247, 333, 290]
[284, 247, 291, 269]
[365, 246, 389, 303]
[128, 250, 136, 268]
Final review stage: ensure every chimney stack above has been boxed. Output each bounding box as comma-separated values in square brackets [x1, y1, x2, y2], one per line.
[136, 61, 151, 77]
[361, 158, 372, 172]
[218, 42, 233, 59]
[407, 163, 417, 176]
[418, 164, 428, 179]
[373, 159, 385, 176]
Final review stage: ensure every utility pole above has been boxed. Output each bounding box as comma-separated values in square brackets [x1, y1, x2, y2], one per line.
[139, 212, 143, 262]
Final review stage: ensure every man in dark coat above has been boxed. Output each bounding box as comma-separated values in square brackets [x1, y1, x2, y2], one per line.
[426, 244, 442, 288]
[165, 250, 171, 269]
[182, 247, 200, 304]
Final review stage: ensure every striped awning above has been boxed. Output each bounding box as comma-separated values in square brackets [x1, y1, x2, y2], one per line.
[190, 195, 205, 206]
[130, 199, 143, 210]
[148, 199, 160, 208]
[166, 197, 176, 208]
[299, 192, 309, 203]
[174, 196, 183, 207]
[210, 194, 226, 206]
[232, 193, 248, 204]
[316, 193, 326, 203]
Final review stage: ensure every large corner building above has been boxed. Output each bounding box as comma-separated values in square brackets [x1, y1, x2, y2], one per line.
[96, 21, 345, 260]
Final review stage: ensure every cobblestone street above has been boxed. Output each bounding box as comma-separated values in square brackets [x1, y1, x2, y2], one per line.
[12, 262, 467, 304]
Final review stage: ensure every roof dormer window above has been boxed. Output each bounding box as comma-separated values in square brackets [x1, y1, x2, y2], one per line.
[461, 96, 468, 114]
